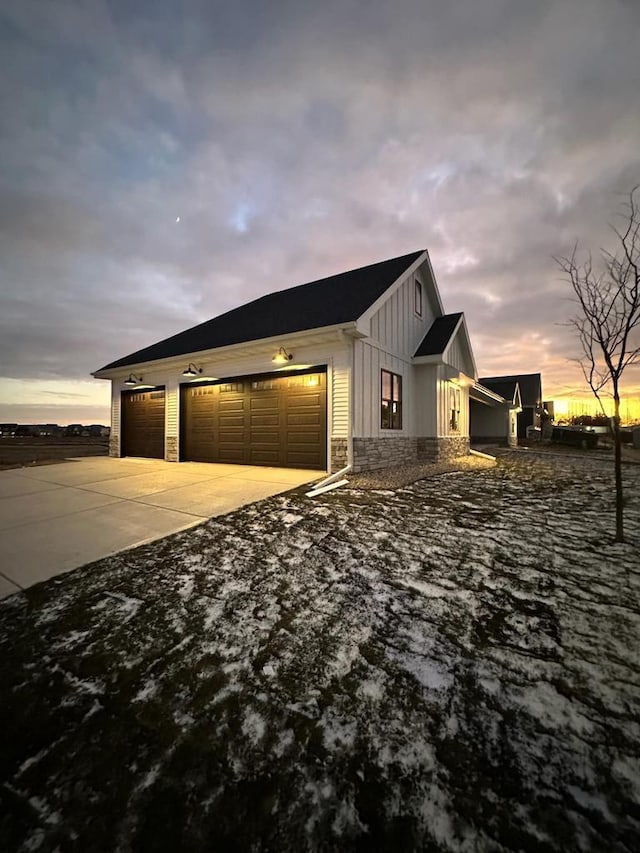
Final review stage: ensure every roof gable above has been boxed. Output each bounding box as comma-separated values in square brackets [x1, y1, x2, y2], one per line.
[97, 250, 425, 372]
[413, 313, 477, 379]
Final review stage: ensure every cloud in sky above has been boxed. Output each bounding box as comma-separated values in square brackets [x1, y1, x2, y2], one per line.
[1, 0, 639, 422]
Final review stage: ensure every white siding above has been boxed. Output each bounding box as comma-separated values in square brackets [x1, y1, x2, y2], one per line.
[414, 364, 437, 436]
[331, 349, 350, 439]
[353, 339, 417, 437]
[470, 401, 509, 438]
[436, 369, 470, 437]
[107, 336, 351, 460]
[445, 335, 466, 374]
[110, 383, 121, 440]
[369, 267, 435, 359]
[165, 379, 179, 444]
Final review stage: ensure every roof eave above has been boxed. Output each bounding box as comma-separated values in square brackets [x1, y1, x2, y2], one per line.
[411, 354, 442, 365]
[92, 321, 359, 379]
[470, 382, 507, 406]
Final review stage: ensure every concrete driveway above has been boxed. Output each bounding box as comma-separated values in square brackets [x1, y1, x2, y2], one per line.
[0, 457, 322, 598]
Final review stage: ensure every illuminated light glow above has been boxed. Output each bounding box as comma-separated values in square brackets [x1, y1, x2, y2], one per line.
[175, 216, 181, 223]
[275, 364, 313, 371]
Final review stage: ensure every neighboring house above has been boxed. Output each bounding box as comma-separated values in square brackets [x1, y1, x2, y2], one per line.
[470, 378, 522, 446]
[478, 373, 543, 439]
[93, 250, 495, 473]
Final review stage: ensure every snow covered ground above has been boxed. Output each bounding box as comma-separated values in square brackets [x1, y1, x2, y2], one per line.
[1, 453, 639, 851]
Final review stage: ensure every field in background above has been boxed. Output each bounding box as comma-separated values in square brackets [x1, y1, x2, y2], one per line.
[0, 437, 108, 469]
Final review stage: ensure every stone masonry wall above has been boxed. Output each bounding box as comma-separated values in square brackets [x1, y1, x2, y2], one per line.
[108, 437, 120, 458]
[352, 435, 471, 472]
[330, 438, 349, 473]
[418, 436, 470, 462]
[165, 436, 179, 462]
[352, 437, 419, 472]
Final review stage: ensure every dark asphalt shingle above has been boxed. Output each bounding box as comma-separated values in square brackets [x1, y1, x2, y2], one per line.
[478, 378, 520, 404]
[480, 373, 542, 407]
[98, 250, 425, 371]
[413, 312, 463, 357]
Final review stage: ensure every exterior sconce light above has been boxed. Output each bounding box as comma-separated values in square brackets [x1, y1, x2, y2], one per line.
[182, 363, 203, 377]
[272, 347, 293, 364]
[124, 374, 143, 386]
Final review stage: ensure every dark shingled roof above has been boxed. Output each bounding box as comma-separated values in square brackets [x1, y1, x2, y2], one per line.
[480, 373, 542, 408]
[98, 250, 425, 371]
[478, 378, 520, 404]
[414, 312, 463, 357]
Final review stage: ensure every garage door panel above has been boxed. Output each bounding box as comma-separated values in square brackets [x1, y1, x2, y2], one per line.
[287, 393, 323, 407]
[219, 398, 244, 411]
[122, 389, 165, 459]
[250, 450, 281, 464]
[287, 413, 322, 425]
[251, 414, 280, 426]
[250, 395, 280, 411]
[182, 370, 326, 469]
[219, 415, 245, 428]
[287, 451, 322, 467]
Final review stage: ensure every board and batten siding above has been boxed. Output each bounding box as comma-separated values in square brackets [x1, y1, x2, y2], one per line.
[354, 264, 436, 439]
[353, 339, 415, 437]
[369, 270, 435, 357]
[445, 333, 469, 374]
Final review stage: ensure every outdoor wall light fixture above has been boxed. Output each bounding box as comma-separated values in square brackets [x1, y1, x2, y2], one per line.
[272, 347, 293, 364]
[124, 374, 143, 386]
[182, 363, 203, 377]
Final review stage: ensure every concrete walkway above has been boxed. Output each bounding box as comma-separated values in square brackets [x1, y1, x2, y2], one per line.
[0, 457, 322, 598]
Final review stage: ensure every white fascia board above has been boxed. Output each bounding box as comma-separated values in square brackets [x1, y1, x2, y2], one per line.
[411, 354, 442, 365]
[355, 250, 429, 326]
[92, 321, 358, 380]
[421, 251, 446, 316]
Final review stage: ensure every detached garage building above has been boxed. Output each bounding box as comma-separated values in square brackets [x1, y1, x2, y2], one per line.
[93, 250, 486, 473]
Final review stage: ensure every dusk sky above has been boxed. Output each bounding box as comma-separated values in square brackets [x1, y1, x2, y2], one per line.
[1, 0, 639, 424]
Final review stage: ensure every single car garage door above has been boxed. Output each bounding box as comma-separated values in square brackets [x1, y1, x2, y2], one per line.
[181, 369, 327, 470]
[121, 388, 165, 459]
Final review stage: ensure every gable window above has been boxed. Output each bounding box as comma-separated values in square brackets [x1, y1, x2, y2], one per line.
[414, 279, 423, 317]
[381, 370, 402, 430]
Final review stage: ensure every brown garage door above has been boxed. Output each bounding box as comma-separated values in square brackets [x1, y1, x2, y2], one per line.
[181, 370, 326, 469]
[121, 388, 165, 459]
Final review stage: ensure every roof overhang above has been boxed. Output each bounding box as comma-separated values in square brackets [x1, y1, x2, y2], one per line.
[92, 321, 360, 380]
[470, 381, 522, 410]
[470, 382, 507, 406]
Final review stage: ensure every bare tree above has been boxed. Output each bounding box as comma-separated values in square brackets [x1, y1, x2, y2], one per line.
[555, 186, 640, 543]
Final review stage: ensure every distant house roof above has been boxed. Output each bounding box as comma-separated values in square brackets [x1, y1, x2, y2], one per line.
[97, 250, 425, 371]
[478, 378, 520, 405]
[414, 312, 463, 357]
[480, 373, 542, 408]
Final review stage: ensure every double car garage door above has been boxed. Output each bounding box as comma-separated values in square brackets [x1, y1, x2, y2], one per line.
[121, 369, 327, 470]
